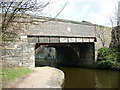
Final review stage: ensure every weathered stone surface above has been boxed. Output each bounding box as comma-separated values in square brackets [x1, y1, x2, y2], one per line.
[28, 37, 38, 43]
[28, 20, 95, 37]
[39, 37, 50, 43]
[2, 15, 112, 69]
[46, 67, 64, 88]
[50, 37, 59, 43]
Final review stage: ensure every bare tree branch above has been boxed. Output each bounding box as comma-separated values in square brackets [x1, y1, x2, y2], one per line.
[0, 0, 67, 43]
[42, 0, 68, 23]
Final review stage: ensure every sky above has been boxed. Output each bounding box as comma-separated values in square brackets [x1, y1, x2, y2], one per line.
[41, 0, 120, 27]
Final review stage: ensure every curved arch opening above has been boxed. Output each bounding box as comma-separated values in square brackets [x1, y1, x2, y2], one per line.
[35, 43, 95, 67]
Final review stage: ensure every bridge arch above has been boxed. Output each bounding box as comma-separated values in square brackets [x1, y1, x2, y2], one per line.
[34, 42, 95, 67]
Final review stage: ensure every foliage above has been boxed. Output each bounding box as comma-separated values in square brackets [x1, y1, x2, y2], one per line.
[1, 67, 32, 81]
[98, 48, 119, 61]
[97, 60, 117, 69]
[97, 47, 120, 69]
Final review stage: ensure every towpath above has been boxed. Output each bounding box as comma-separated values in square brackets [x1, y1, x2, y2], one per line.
[7, 67, 64, 88]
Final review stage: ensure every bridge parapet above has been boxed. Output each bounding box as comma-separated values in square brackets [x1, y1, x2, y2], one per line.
[28, 19, 96, 38]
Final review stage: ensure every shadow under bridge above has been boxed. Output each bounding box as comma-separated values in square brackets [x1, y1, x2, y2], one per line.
[35, 43, 95, 67]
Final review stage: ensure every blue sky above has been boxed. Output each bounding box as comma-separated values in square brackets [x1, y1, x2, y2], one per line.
[41, 0, 120, 27]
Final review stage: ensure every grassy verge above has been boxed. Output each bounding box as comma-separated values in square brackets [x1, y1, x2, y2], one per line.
[0, 66, 32, 88]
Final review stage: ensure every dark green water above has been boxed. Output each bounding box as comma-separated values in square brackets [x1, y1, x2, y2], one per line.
[59, 67, 120, 88]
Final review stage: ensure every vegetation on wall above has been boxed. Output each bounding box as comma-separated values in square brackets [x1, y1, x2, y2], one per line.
[97, 47, 120, 69]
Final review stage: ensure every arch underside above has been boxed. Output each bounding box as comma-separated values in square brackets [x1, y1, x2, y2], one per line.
[35, 43, 95, 67]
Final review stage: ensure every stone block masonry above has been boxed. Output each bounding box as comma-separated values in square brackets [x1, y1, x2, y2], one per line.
[2, 43, 35, 69]
[2, 15, 112, 69]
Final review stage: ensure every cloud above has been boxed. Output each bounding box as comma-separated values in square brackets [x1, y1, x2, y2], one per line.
[40, 0, 120, 26]
[87, 0, 119, 26]
[40, 0, 68, 17]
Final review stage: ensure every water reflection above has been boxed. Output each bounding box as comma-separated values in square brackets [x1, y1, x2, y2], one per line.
[35, 47, 56, 67]
[60, 67, 119, 88]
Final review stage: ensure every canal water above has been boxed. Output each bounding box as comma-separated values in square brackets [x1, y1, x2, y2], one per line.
[59, 67, 120, 88]
[35, 46, 120, 88]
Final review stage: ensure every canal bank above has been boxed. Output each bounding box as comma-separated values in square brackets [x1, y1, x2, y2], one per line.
[5, 66, 64, 88]
[2, 66, 120, 89]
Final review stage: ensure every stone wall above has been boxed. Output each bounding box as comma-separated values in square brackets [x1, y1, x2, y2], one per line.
[2, 42, 35, 69]
[1, 15, 36, 69]
[95, 26, 112, 49]
[78, 43, 95, 67]
[1, 15, 112, 68]
[28, 19, 95, 37]
[94, 26, 112, 61]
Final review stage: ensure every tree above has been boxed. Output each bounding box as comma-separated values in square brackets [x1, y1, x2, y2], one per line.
[97, 26, 106, 47]
[1, 0, 52, 30]
[109, 2, 120, 49]
[97, 2, 120, 69]
[0, 0, 67, 43]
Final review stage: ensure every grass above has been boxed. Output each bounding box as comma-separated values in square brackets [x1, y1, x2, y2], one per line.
[0, 66, 32, 88]
[1, 67, 32, 81]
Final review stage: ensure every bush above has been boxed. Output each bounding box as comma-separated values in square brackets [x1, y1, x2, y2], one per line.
[98, 48, 119, 61]
[97, 60, 117, 69]
[97, 48, 119, 69]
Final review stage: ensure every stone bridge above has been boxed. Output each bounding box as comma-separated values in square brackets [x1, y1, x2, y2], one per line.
[2, 16, 112, 68]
